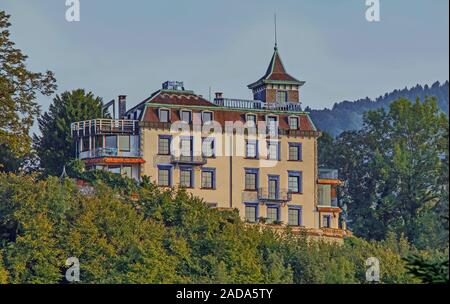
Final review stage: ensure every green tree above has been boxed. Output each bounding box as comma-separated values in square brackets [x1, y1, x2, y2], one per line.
[33, 89, 105, 176]
[326, 97, 449, 249]
[0, 11, 56, 160]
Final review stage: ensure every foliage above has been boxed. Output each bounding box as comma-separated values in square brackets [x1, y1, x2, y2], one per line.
[0, 173, 420, 284]
[319, 97, 449, 250]
[0, 11, 56, 159]
[404, 252, 449, 284]
[33, 89, 105, 176]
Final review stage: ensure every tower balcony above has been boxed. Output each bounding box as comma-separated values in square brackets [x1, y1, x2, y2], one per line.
[212, 98, 303, 112]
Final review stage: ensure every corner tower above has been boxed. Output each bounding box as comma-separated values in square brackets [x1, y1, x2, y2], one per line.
[247, 45, 305, 103]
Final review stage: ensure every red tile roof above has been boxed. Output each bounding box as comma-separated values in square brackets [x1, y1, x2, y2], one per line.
[149, 90, 215, 107]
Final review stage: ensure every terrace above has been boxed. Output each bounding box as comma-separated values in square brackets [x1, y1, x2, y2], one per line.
[212, 98, 303, 112]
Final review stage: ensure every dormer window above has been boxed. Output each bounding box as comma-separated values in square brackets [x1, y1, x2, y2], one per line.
[246, 113, 257, 126]
[180, 110, 192, 123]
[266, 115, 278, 136]
[289, 116, 299, 130]
[276, 90, 288, 103]
[159, 108, 170, 122]
[202, 111, 213, 123]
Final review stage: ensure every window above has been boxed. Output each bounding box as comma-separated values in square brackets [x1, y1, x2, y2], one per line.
[180, 137, 193, 161]
[246, 114, 257, 125]
[276, 90, 287, 102]
[201, 169, 215, 189]
[202, 111, 213, 123]
[81, 137, 90, 152]
[180, 168, 193, 188]
[118, 135, 130, 152]
[108, 165, 121, 175]
[158, 136, 171, 155]
[245, 169, 258, 191]
[288, 171, 302, 193]
[266, 116, 278, 136]
[288, 208, 301, 226]
[202, 137, 215, 157]
[267, 141, 279, 160]
[268, 176, 279, 199]
[159, 109, 170, 122]
[121, 165, 132, 178]
[105, 135, 117, 149]
[245, 205, 258, 223]
[95, 136, 103, 149]
[267, 206, 279, 224]
[158, 166, 171, 186]
[246, 140, 258, 158]
[322, 215, 331, 228]
[180, 110, 192, 123]
[289, 116, 299, 130]
[288, 143, 302, 161]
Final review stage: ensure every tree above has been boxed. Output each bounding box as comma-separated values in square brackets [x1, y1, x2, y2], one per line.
[0, 11, 56, 160]
[326, 97, 449, 249]
[33, 89, 105, 176]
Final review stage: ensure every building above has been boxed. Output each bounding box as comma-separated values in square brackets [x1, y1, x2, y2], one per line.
[71, 45, 350, 239]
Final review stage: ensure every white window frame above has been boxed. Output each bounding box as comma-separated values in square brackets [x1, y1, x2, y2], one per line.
[201, 111, 214, 124]
[158, 108, 171, 122]
[180, 109, 193, 123]
[288, 115, 299, 130]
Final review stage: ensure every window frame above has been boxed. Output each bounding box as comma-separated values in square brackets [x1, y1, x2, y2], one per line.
[266, 205, 280, 224]
[158, 108, 171, 123]
[276, 90, 288, 103]
[244, 202, 259, 223]
[201, 111, 214, 124]
[245, 140, 258, 159]
[288, 116, 299, 130]
[179, 166, 194, 188]
[158, 135, 172, 155]
[118, 135, 131, 152]
[267, 140, 280, 161]
[180, 109, 193, 124]
[288, 206, 302, 226]
[244, 168, 259, 191]
[288, 142, 302, 161]
[288, 171, 302, 194]
[157, 165, 172, 187]
[201, 168, 216, 189]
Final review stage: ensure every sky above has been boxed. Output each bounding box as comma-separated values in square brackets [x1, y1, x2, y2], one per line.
[2, 0, 449, 130]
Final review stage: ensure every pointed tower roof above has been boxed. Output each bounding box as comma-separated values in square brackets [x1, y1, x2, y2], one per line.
[248, 46, 304, 89]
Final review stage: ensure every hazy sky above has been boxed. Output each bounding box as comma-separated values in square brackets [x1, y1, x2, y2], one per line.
[2, 0, 449, 122]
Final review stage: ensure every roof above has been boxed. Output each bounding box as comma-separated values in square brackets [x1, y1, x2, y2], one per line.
[149, 90, 215, 107]
[248, 47, 304, 89]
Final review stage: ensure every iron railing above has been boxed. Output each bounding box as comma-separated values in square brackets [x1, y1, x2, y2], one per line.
[71, 119, 139, 137]
[170, 155, 207, 165]
[257, 188, 292, 202]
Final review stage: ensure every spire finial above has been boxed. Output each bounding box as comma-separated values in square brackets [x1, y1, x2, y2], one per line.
[274, 13, 278, 51]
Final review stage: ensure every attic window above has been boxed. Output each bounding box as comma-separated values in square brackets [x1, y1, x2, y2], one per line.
[289, 116, 299, 130]
[180, 110, 192, 123]
[159, 109, 170, 122]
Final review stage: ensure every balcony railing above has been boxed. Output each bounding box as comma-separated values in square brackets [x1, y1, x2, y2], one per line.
[212, 98, 303, 112]
[95, 147, 118, 157]
[71, 119, 139, 137]
[258, 188, 292, 202]
[170, 155, 207, 165]
[318, 168, 339, 179]
[79, 147, 141, 159]
[318, 198, 339, 208]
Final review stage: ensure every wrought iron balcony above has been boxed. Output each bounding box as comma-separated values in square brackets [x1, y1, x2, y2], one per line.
[257, 188, 292, 202]
[71, 119, 139, 137]
[170, 155, 207, 165]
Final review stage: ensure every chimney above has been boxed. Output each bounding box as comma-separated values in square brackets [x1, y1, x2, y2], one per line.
[215, 92, 223, 99]
[118, 95, 127, 119]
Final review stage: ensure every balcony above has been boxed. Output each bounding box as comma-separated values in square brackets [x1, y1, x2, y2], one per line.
[170, 155, 207, 166]
[93, 147, 140, 158]
[257, 188, 292, 203]
[71, 119, 139, 137]
[212, 98, 303, 112]
[318, 169, 339, 179]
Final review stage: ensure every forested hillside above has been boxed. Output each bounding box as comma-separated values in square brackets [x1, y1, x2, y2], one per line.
[308, 81, 449, 136]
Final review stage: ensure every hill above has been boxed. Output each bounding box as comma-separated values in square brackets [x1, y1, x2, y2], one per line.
[307, 81, 449, 136]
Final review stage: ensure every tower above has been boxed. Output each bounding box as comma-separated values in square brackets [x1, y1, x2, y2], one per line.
[247, 46, 305, 103]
